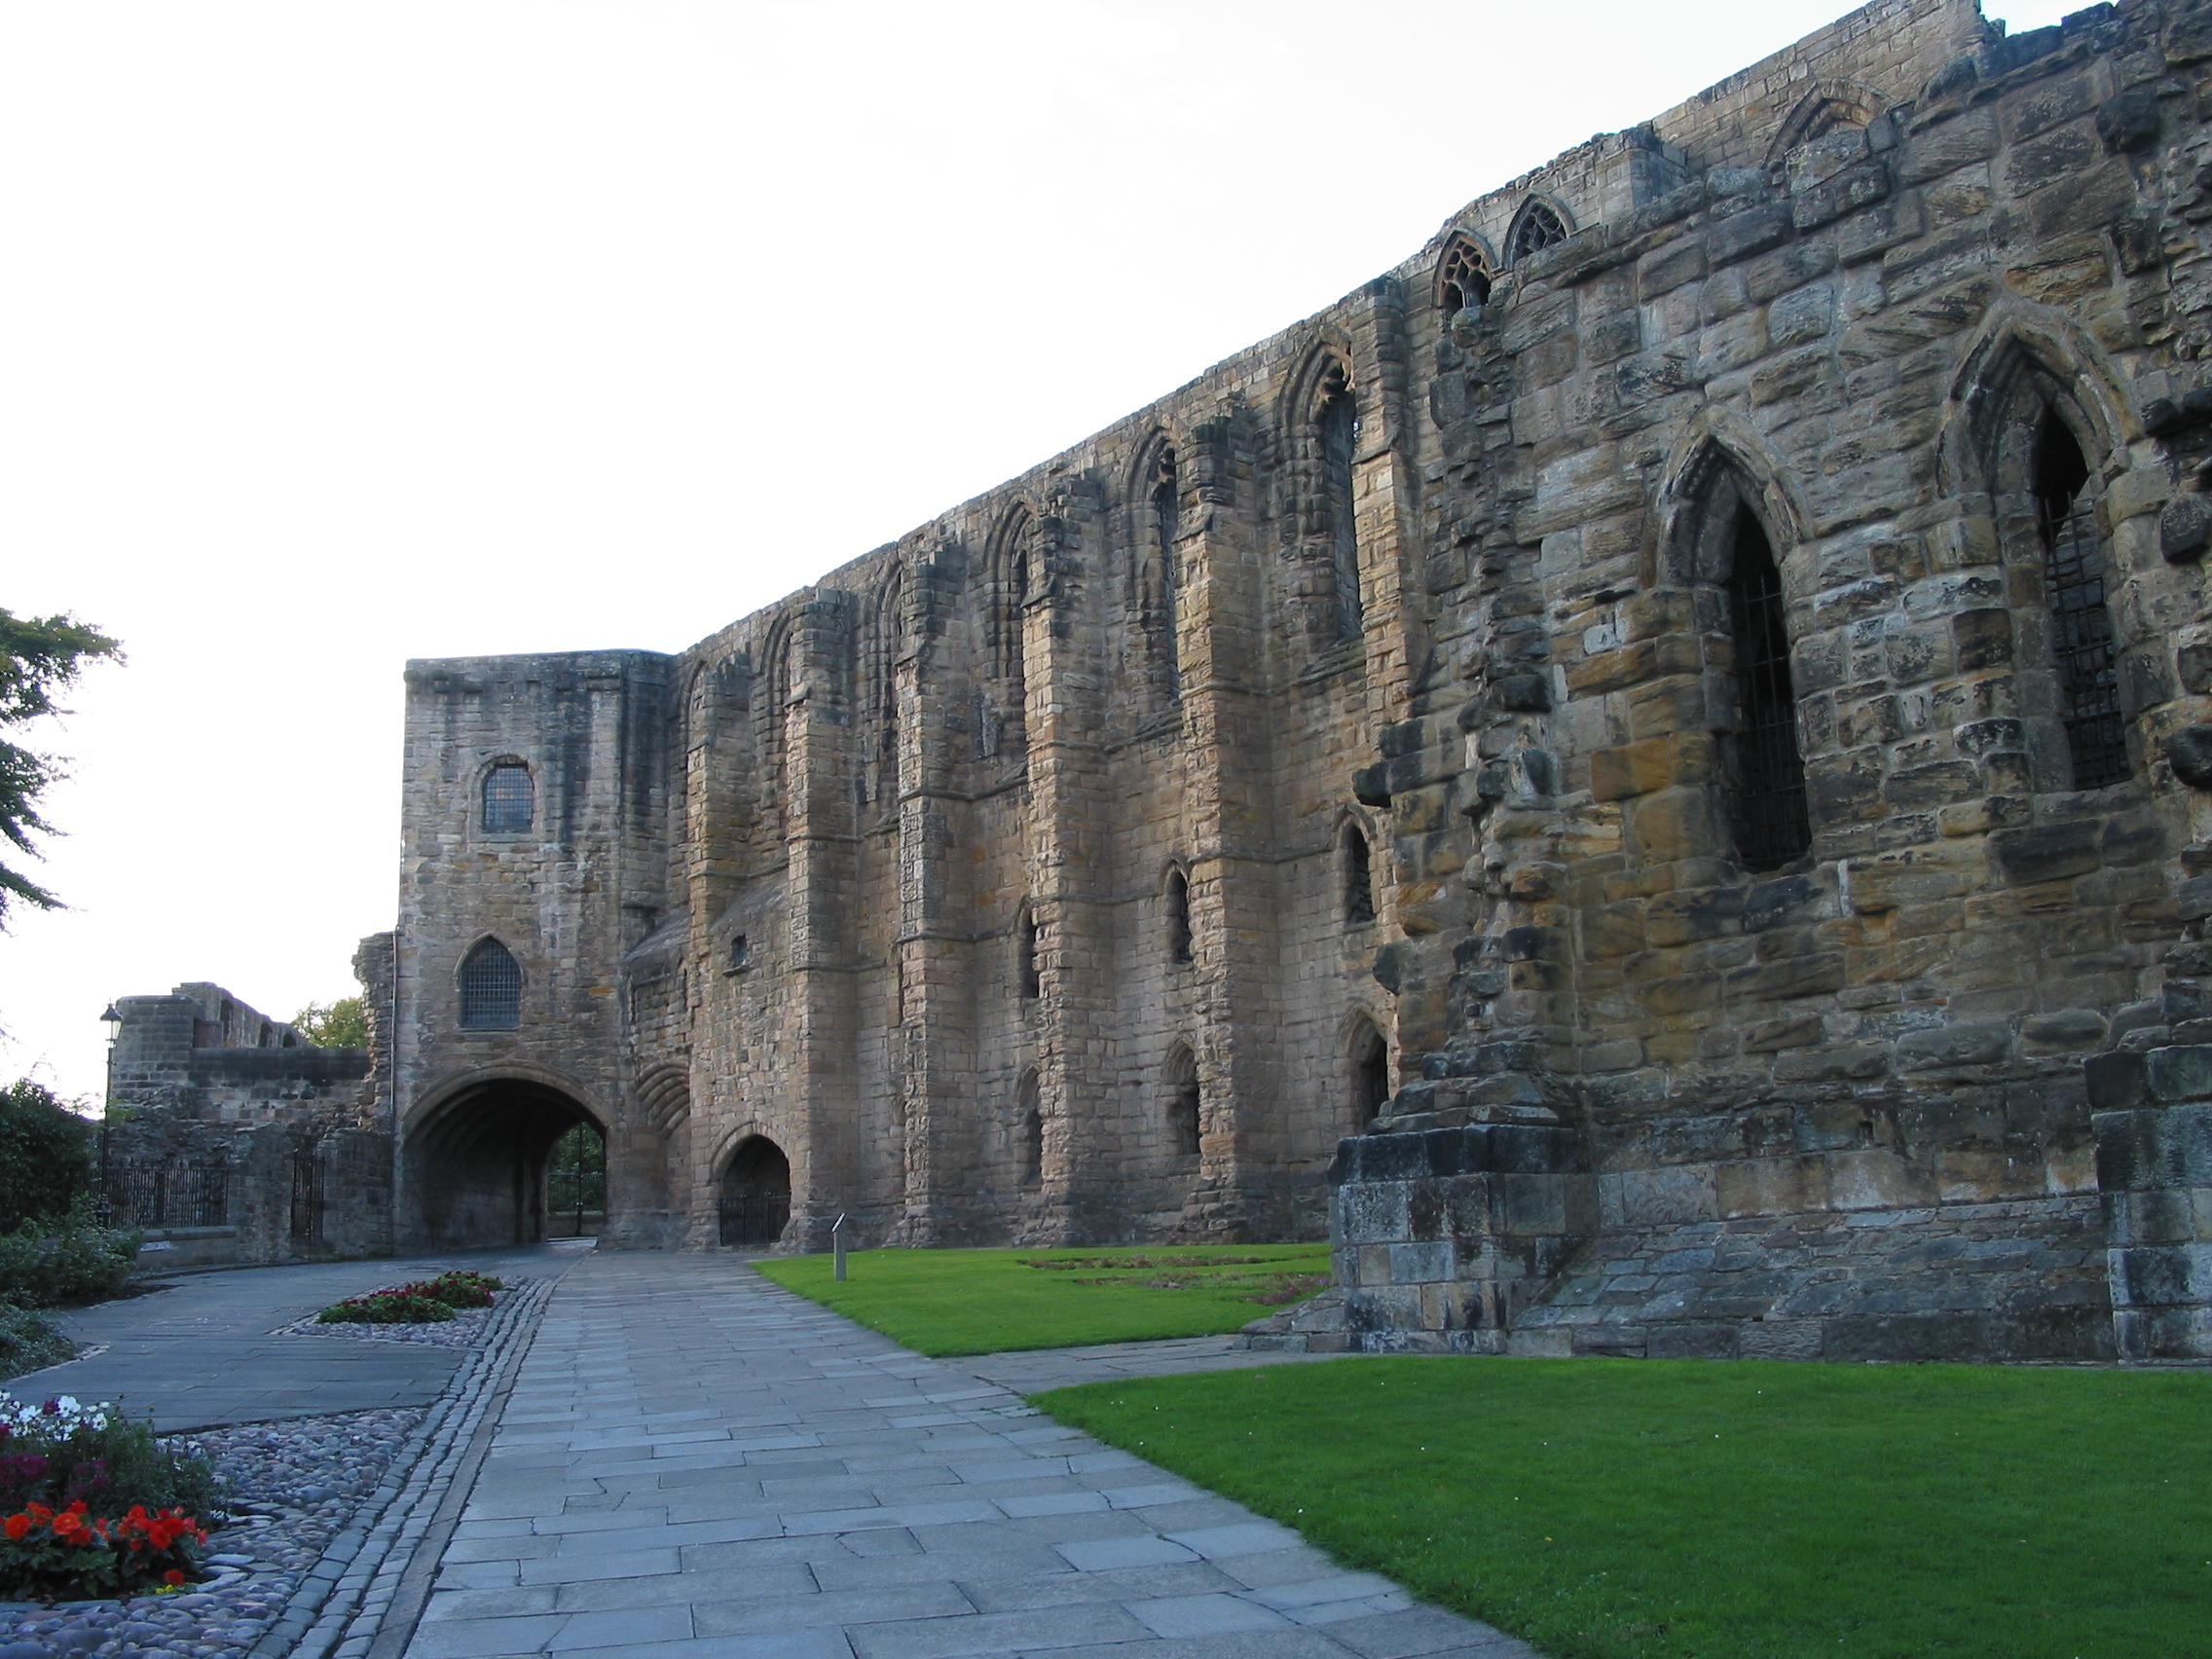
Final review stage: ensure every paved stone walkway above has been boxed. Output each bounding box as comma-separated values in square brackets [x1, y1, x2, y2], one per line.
[36, 1240, 594, 1429]
[408, 1252, 1533, 1659]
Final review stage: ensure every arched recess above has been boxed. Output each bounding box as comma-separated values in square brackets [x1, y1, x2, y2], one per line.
[1014, 902, 1043, 1000]
[1668, 444, 1814, 870]
[1015, 1069, 1043, 1188]
[756, 614, 798, 835]
[1347, 1016, 1391, 1126]
[458, 938, 523, 1031]
[1766, 81, 1888, 165]
[1948, 318, 2140, 793]
[1128, 432, 1183, 701]
[1338, 816, 1378, 927]
[401, 1070, 605, 1249]
[980, 505, 1035, 757]
[1163, 864, 1194, 965]
[1163, 1043, 1200, 1159]
[718, 1134, 793, 1247]
[1285, 344, 1366, 651]
[865, 562, 906, 808]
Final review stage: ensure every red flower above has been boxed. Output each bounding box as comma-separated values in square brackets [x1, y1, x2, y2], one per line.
[3, 1515, 26, 1541]
[164, 1570, 185, 1586]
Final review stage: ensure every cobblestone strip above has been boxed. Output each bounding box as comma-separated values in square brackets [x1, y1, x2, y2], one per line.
[250, 1279, 556, 1659]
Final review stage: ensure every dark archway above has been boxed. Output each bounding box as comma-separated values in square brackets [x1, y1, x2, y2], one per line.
[719, 1135, 792, 1247]
[1351, 1021, 1390, 1124]
[403, 1078, 599, 1250]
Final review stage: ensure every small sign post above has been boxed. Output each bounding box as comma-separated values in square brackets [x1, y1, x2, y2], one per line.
[832, 1212, 848, 1281]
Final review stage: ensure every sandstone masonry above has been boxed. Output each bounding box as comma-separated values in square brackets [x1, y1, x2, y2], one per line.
[116, 0, 2212, 1363]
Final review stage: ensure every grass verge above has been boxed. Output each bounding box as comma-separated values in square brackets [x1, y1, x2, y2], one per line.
[754, 1243, 1329, 1355]
[1037, 1355, 2212, 1659]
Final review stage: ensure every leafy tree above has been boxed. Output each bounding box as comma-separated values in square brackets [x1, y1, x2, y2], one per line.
[546, 1123, 605, 1233]
[291, 996, 368, 1048]
[0, 1082, 95, 1231]
[0, 609, 122, 926]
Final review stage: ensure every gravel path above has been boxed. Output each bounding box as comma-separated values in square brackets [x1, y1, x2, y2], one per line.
[0, 1281, 554, 1659]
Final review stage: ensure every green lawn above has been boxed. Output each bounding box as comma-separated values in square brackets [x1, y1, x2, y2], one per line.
[753, 1243, 1329, 1355]
[1038, 1356, 2212, 1659]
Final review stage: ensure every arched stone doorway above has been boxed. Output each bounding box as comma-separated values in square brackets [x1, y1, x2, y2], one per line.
[718, 1135, 792, 1248]
[403, 1077, 602, 1250]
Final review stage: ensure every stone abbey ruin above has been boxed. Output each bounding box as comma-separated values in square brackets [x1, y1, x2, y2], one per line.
[106, 0, 2212, 1361]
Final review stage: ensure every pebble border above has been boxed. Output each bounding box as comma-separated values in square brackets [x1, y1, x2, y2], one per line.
[248, 1276, 553, 1659]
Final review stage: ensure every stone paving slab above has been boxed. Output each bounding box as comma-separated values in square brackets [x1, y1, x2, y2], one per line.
[31, 1240, 594, 1429]
[402, 1253, 1538, 1659]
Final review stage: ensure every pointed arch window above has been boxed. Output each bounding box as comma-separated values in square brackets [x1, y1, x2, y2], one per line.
[1343, 824, 1377, 926]
[1016, 906, 1042, 999]
[1506, 199, 1569, 265]
[1151, 447, 1182, 696]
[1165, 867, 1193, 965]
[1438, 237, 1492, 316]
[1165, 1045, 1200, 1158]
[1318, 367, 1362, 639]
[1016, 1070, 1043, 1187]
[1351, 1021, 1390, 1124]
[2033, 412, 2128, 789]
[1722, 504, 1813, 870]
[460, 939, 521, 1031]
[483, 763, 534, 833]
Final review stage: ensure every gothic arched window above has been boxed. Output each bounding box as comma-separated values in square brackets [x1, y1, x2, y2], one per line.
[1506, 199, 1569, 265]
[482, 762, 534, 834]
[1151, 447, 1181, 696]
[1318, 367, 1362, 640]
[1164, 867, 1193, 965]
[1351, 1020, 1389, 1124]
[460, 939, 522, 1031]
[1165, 1045, 1200, 1158]
[1016, 905, 1042, 999]
[1438, 236, 1492, 316]
[1722, 504, 1813, 870]
[1016, 1070, 1043, 1187]
[1343, 824, 1377, 927]
[2033, 412, 2128, 789]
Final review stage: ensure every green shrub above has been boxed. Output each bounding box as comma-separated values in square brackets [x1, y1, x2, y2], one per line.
[0, 1202, 141, 1309]
[0, 1307, 72, 1380]
[0, 1085, 94, 1233]
[315, 1290, 454, 1324]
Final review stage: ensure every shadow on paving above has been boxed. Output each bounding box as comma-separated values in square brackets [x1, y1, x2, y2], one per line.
[18, 1239, 597, 1430]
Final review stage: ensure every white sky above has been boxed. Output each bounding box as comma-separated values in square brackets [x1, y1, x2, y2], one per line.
[1, 1, 2076, 1106]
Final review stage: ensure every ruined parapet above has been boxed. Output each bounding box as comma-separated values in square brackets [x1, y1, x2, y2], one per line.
[103, 981, 389, 1266]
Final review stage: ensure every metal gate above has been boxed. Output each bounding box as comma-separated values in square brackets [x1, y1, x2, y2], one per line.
[105, 1162, 228, 1229]
[718, 1189, 790, 1248]
[290, 1149, 324, 1242]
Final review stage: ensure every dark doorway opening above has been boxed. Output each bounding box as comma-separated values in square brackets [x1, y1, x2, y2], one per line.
[719, 1135, 792, 1247]
[546, 1121, 607, 1237]
[1352, 1023, 1390, 1124]
[404, 1079, 598, 1249]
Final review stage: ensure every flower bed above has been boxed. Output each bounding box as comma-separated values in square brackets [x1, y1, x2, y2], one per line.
[313, 1272, 505, 1326]
[0, 1393, 218, 1601]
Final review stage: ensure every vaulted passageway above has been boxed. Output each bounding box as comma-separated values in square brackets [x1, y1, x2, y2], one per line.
[403, 1079, 603, 1250]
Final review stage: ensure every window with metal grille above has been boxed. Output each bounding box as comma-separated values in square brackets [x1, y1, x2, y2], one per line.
[2033, 413, 2129, 790]
[1507, 199, 1569, 265]
[1724, 507, 1813, 871]
[1344, 827, 1377, 926]
[483, 763, 534, 833]
[1319, 373, 1362, 639]
[460, 939, 521, 1030]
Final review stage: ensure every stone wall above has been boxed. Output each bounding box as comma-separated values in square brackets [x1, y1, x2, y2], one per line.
[373, 0, 2212, 1361]
[103, 983, 387, 1265]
